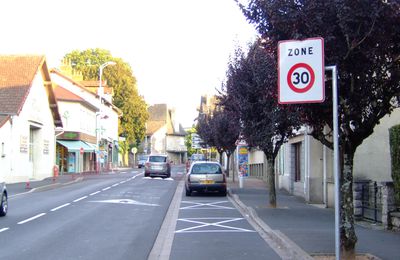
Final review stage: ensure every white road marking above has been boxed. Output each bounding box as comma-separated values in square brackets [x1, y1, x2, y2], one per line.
[18, 213, 46, 224]
[180, 201, 234, 210]
[90, 191, 101, 196]
[73, 196, 88, 202]
[89, 199, 159, 206]
[111, 183, 119, 187]
[102, 187, 111, 191]
[120, 181, 126, 184]
[175, 217, 254, 233]
[51, 203, 71, 212]
[0, 227, 9, 233]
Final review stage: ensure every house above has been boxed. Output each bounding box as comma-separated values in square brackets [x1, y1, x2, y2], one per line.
[247, 108, 400, 225]
[144, 104, 187, 163]
[50, 69, 121, 172]
[0, 55, 62, 182]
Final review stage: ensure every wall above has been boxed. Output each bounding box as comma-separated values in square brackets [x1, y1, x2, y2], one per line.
[1, 72, 56, 182]
[353, 108, 400, 183]
[151, 126, 167, 154]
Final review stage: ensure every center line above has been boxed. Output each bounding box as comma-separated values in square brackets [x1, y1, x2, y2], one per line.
[73, 196, 88, 202]
[51, 203, 71, 212]
[102, 187, 111, 191]
[18, 213, 46, 224]
[0, 228, 9, 233]
[112, 183, 119, 187]
[90, 191, 101, 196]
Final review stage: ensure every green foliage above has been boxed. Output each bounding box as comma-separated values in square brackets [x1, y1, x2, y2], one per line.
[389, 125, 400, 207]
[64, 48, 149, 146]
[184, 127, 197, 157]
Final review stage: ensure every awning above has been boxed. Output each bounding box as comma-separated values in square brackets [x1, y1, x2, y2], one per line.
[57, 140, 95, 152]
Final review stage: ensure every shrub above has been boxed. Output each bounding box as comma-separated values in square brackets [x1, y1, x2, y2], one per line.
[389, 125, 400, 207]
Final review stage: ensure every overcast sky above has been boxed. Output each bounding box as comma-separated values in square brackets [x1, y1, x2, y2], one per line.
[0, 0, 257, 127]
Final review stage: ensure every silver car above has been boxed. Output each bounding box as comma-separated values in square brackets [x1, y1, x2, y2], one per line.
[185, 161, 227, 196]
[0, 181, 7, 216]
[144, 154, 171, 178]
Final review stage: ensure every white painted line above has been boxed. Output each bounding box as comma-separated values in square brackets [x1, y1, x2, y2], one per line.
[111, 183, 119, 187]
[73, 196, 88, 202]
[180, 201, 234, 210]
[0, 227, 9, 233]
[175, 217, 254, 233]
[90, 191, 101, 196]
[51, 203, 71, 212]
[102, 187, 111, 191]
[120, 181, 126, 184]
[18, 213, 46, 224]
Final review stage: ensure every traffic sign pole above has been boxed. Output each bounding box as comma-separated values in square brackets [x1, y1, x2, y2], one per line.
[326, 65, 340, 260]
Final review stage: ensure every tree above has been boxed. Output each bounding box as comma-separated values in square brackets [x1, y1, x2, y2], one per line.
[64, 49, 148, 166]
[220, 39, 301, 207]
[184, 127, 198, 158]
[237, 0, 400, 257]
[197, 108, 241, 178]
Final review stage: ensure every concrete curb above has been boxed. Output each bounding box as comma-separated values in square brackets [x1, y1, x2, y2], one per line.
[148, 180, 184, 260]
[9, 177, 84, 198]
[228, 190, 313, 260]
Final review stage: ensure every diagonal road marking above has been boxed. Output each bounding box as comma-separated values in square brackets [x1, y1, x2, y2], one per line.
[180, 200, 234, 210]
[175, 217, 254, 233]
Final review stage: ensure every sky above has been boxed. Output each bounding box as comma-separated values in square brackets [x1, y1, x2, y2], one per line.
[0, 0, 258, 127]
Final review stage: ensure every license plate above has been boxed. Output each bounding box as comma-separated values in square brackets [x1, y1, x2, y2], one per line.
[201, 180, 214, 184]
[152, 166, 163, 170]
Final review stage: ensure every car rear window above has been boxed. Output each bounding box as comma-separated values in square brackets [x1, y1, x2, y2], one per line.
[191, 164, 222, 174]
[149, 156, 167, 163]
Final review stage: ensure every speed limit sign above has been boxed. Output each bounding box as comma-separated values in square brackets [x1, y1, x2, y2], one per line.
[278, 37, 324, 104]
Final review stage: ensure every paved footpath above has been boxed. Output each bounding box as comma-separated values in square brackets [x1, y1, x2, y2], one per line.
[227, 177, 400, 260]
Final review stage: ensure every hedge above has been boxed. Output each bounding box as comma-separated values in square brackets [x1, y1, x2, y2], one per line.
[389, 124, 400, 207]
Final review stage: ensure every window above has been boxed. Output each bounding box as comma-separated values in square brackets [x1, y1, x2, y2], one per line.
[294, 142, 302, 182]
[149, 156, 167, 163]
[191, 164, 222, 174]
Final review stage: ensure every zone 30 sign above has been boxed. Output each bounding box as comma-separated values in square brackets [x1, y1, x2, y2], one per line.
[278, 37, 325, 104]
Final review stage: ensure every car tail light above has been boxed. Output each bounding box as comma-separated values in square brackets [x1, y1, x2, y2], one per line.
[223, 174, 226, 183]
[187, 175, 191, 183]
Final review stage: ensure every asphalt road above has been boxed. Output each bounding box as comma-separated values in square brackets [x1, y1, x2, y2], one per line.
[0, 168, 183, 260]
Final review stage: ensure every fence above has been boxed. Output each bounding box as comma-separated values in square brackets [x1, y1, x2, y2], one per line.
[354, 180, 383, 223]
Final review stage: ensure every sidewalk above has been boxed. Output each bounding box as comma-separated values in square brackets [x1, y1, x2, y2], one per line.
[227, 176, 400, 260]
[6, 167, 133, 197]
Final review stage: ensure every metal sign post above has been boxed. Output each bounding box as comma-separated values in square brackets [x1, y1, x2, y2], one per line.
[278, 37, 340, 259]
[326, 65, 340, 260]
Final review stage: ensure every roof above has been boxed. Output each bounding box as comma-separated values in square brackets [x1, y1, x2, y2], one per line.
[53, 84, 97, 111]
[50, 69, 122, 116]
[146, 104, 186, 136]
[0, 55, 62, 127]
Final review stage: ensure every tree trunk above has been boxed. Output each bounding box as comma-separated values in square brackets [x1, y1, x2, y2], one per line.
[227, 154, 231, 180]
[219, 151, 223, 165]
[340, 152, 357, 259]
[266, 157, 276, 208]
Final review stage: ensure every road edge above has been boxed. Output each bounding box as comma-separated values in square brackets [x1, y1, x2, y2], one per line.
[148, 180, 184, 260]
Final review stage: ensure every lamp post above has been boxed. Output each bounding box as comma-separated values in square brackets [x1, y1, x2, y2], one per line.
[97, 61, 116, 173]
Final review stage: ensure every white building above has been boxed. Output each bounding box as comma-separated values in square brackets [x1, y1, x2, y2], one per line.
[0, 55, 62, 183]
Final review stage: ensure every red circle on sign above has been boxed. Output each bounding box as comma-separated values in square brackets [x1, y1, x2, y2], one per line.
[287, 63, 315, 93]
[80, 147, 84, 154]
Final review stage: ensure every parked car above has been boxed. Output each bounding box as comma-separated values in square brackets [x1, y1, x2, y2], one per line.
[0, 181, 7, 216]
[185, 161, 227, 196]
[138, 154, 149, 168]
[144, 154, 171, 178]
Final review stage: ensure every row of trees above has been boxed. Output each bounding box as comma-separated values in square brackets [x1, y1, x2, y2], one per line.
[64, 49, 148, 165]
[197, 1, 399, 258]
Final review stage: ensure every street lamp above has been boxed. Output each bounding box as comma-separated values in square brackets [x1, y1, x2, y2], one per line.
[97, 61, 116, 173]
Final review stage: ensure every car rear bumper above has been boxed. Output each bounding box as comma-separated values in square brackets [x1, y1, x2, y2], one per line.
[187, 183, 226, 192]
[145, 170, 170, 177]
